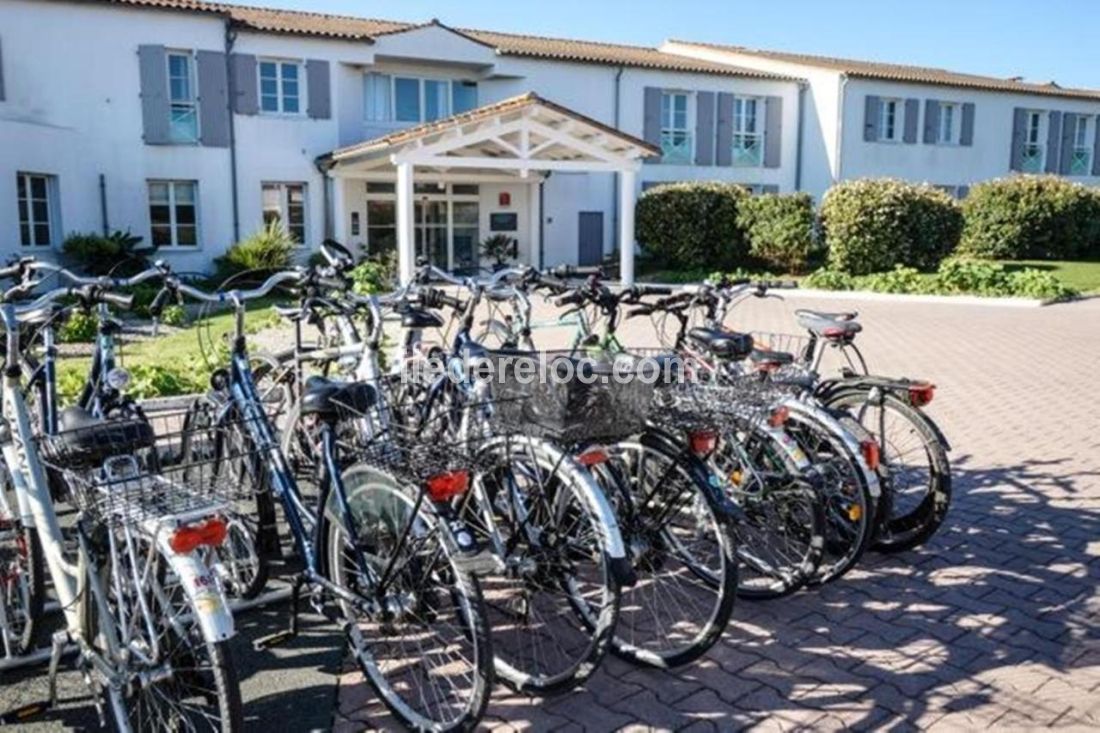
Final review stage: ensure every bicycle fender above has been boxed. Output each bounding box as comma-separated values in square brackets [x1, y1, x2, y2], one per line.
[156, 536, 235, 643]
[638, 429, 745, 523]
[785, 399, 883, 500]
[818, 384, 953, 452]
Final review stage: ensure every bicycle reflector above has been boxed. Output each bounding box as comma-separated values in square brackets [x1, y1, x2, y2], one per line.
[860, 440, 881, 472]
[426, 471, 470, 502]
[169, 518, 228, 554]
[768, 405, 790, 428]
[908, 382, 935, 407]
[576, 446, 609, 467]
[688, 429, 718, 457]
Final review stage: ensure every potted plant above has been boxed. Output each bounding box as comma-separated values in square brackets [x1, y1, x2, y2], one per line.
[480, 234, 517, 271]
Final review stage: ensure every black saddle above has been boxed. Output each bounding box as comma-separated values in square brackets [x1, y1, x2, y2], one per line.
[299, 376, 377, 418]
[795, 309, 863, 340]
[53, 407, 155, 467]
[749, 349, 795, 367]
[400, 307, 444, 329]
[686, 327, 755, 360]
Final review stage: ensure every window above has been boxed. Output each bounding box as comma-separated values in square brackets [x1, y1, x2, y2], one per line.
[938, 102, 960, 144]
[733, 96, 763, 166]
[659, 91, 692, 164]
[262, 183, 307, 245]
[16, 173, 56, 247]
[363, 182, 480, 268]
[148, 180, 198, 247]
[878, 98, 901, 142]
[259, 60, 303, 115]
[168, 52, 198, 143]
[1071, 115, 1093, 175]
[391, 77, 478, 123]
[1021, 110, 1045, 173]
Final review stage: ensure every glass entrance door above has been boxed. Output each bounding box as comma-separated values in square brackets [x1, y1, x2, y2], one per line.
[365, 183, 480, 272]
[414, 200, 448, 269]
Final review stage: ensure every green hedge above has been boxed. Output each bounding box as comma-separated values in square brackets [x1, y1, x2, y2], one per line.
[636, 182, 748, 270]
[958, 175, 1100, 260]
[820, 179, 963, 275]
[737, 193, 817, 273]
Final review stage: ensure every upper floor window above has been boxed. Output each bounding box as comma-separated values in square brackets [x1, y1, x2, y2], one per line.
[733, 96, 763, 166]
[659, 91, 692, 164]
[262, 183, 307, 245]
[1071, 115, 1093, 175]
[878, 98, 902, 142]
[149, 180, 198, 247]
[260, 60, 303, 115]
[16, 172, 56, 247]
[168, 52, 198, 143]
[366, 74, 479, 123]
[1021, 110, 1046, 173]
[938, 102, 960, 144]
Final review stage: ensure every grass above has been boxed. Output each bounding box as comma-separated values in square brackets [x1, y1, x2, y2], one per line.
[1005, 260, 1100, 294]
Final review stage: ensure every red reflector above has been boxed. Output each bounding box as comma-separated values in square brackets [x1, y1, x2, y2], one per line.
[426, 470, 470, 502]
[822, 327, 846, 338]
[169, 518, 228, 554]
[908, 383, 935, 407]
[768, 405, 790, 428]
[860, 440, 881, 472]
[688, 430, 718, 457]
[577, 447, 609, 467]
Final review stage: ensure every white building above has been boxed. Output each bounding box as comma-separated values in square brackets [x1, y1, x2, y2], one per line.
[2, 0, 1098, 278]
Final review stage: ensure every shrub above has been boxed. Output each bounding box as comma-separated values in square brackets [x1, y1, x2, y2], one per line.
[958, 176, 1100, 260]
[803, 268, 856, 291]
[1006, 269, 1078, 300]
[934, 257, 1012, 295]
[737, 193, 816, 273]
[160, 304, 187, 327]
[858, 266, 931, 294]
[62, 230, 154, 276]
[59, 311, 98, 343]
[820, 179, 963, 275]
[350, 253, 397, 295]
[127, 363, 205, 400]
[636, 182, 749, 270]
[215, 220, 295, 279]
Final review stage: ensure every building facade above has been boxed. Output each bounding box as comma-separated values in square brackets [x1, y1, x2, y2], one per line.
[2, 0, 1098, 273]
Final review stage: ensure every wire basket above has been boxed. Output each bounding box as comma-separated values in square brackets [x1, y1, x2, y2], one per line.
[749, 332, 812, 362]
[651, 372, 789, 433]
[38, 404, 270, 528]
[486, 350, 674, 443]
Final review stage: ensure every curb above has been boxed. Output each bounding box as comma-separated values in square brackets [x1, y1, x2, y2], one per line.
[642, 283, 1054, 308]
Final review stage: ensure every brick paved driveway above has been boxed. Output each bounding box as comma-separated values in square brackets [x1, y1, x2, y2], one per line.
[335, 293, 1100, 731]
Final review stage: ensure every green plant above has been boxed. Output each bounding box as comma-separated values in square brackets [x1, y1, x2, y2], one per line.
[803, 268, 856, 291]
[1005, 269, 1079, 300]
[737, 193, 817, 273]
[480, 234, 516, 268]
[959, 176, 1100, 260]
[820, 179, 963, 275]
[160, 304, 187, 327]
[857, 266, 931, 294]
[62, 230, 154, 276]
[636, 182, 749, 270]
[58, 311, 98, 343]
[350, 253, 397, 295]
[126, 362, 206, 400]
[934, 257, 1011, 295]
[215, 220, 295, 278]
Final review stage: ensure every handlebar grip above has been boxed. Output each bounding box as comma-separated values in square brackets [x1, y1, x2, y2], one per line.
[148, 287, 175, 318]
[100, 292, 134, 311]
[314, 276, 348, 291]
[656, 292, 694, 308]
[440, 293, 465, 311]
[554, 292, 583, 308]
[637, 285, 672, 296]
[537, 275, 569, 294]
[625, 307, 654, 319]
[320, 239, 355, 269]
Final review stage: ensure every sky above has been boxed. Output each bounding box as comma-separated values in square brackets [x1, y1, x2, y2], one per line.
[219, 0, 1099, 89]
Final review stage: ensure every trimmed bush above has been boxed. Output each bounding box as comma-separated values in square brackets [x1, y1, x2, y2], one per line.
[737, 193, 816, 273]
[934, 257, 1011, 295]
[636, 182, 748, 270]
[215, 220, 295, 279]
[958, 175, 1100, 260]
[820, 179, 963, 275]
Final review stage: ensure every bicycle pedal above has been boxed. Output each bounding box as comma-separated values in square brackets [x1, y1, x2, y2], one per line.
[253, 629, 297, 650]
[0, 700, 52, 724]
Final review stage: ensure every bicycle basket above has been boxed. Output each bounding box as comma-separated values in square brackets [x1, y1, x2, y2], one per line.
[38, 405, 269, 528]
[651, 372, 790, 433]
[750, 332, 812, 362]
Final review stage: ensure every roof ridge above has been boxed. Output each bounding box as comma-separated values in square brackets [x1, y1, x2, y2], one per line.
[464, 26, 668, 54]
[146, 0, 419, 28]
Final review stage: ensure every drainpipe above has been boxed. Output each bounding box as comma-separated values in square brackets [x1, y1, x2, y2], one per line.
[539, 172, 550, 269]
[834, 73, 849, 183]
[98, 174, 110, 234]
[224, 22, 241, 242]
[611, 66, 624, 258]
[794, 82, 807, 192]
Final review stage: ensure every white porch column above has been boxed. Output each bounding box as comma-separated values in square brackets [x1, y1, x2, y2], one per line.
[527, 179, 541, 268]
[330, 174, 348, 245]
[396, 161, 415, 285]
[618, 167, 638, 286]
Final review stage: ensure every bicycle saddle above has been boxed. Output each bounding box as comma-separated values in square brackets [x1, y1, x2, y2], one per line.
[299, 376, 377, 419]
[399, 306, 444, 329]
[52, 407, 156, 467]
[686, 327, 755, 360]
[795, 309, 862, 340]
[749, 348, 795, 367]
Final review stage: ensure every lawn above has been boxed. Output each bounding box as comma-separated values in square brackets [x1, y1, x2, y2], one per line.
[1005, 260, 1100, 294]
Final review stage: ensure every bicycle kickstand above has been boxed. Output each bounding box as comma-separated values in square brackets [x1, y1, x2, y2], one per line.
[253, 574, 305, 650]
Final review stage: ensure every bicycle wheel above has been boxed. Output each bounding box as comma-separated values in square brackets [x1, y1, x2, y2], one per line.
[89, 526, 242, 731]
[463, 436, 621, 694]
[825, 390, 951, 553]
[329, 465, 492, 732]
[0, 468, 43, 658]
[596, 435, 737, 668]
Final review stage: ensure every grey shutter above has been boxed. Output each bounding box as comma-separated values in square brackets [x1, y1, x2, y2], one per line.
[1059, 112, 1076, 174]
[643, 87, 662, 163]
[864, 95, 880, 141]
[1045, 110, 1062, 173]
[1093, 118, 1100, 176]
[903, 98, 920, 143]
[196, 51, 229, 147]
[764, 96, 782, 168]
[229, 53, 258, 115]
[1010, 108, 1027, 171]
[960, 103, 975, 146]
[138, 44, 170, 145]
[923, 100, 940, 143]
[695, 91, 715, 166]
[306, 59, 330, 119]
[715, 92, 734, 166]
[0, 37, 5, 101]
[762, 184, 780, 194]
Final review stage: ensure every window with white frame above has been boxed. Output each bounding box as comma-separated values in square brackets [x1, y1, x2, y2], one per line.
[16, 172, 57, 247]
[938, 102, 960, 144]
[659, 91, 692, 164]
[1021, 110, 1045, 172]
[390, 76, 478, 123]
[167, 52, 199, 143]
[262, 183, 307, 245]
[1071, 115, 1093, 175]
[259, 59, 303, 115]
[878, 98, 901, 142]
[733, 96, 763, 166]
[148, 180, 199, 247]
